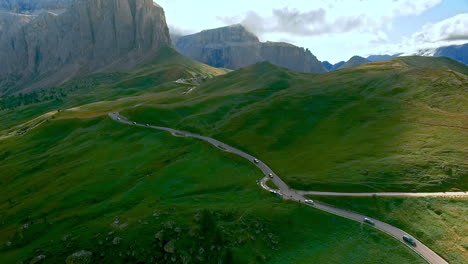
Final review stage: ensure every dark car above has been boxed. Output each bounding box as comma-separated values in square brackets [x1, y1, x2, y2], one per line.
[403, 235, 416, 246]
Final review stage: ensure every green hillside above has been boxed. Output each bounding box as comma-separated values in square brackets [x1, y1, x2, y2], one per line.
[0, 118, 424, 264]
[1, 55, 467, 263]
[316, 196, 468, 264]
[122, 57, 468, 193]
[0, 48, 227, 131]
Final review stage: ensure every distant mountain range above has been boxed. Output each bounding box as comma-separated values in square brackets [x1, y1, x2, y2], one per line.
[366, 54, 400, 62]
[412, 44, 468, 64]
[433, 43, 468, 65]
[322, 56, 371, 71]
[173, 24, 327, 73]
[322, 61, 345, 71]
[369, 44, 468, 66]
[339, 56, 371, 69]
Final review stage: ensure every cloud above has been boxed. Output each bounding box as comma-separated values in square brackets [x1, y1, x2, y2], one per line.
[168, 24, 195, 36]
[365, 13, 468, 57]
[237, 8, 366, 37]
[411, 13, 468, 42]
[391, 0, 443, 16]
[217, 0, 442, 38]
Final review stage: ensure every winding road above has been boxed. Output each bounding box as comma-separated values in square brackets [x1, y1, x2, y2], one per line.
[109, 112, 465, 264]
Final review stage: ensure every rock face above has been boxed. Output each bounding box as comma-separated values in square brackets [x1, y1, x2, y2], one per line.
[338, 56, 371, 70]
[174, 24, 326, 73]
[0, 0, 172, 94]
[434, 43, 468, 65]
[0, 0, 72, 14]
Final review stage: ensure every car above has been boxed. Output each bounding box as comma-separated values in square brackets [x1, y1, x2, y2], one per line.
[268, 173, 273, 178]
[305, 199, 314, 205]
[363, 217, 375, 225]
[133, 122, 137, 125]
[117, 117, 121, 120]
[146, 124, 150, 127]
[403, 235, 416, 246]
[253, 159, 259, 163]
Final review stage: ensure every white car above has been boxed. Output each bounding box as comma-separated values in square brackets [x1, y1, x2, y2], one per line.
[363, 217, 375, 225]
[305, 199, 314, 205]
[133, 122, 137, 125]
[253, 159, 259, 163]
[146, 124, 150, 127]
[268, 173, 273, 178]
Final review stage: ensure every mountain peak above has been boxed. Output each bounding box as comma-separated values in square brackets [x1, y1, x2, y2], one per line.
[194, 24, 259, 43]
[174, 24, 326, 73]
[338, 56, 371, 70]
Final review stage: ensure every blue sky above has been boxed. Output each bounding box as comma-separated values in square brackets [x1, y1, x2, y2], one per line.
[158, 0, 468, 63]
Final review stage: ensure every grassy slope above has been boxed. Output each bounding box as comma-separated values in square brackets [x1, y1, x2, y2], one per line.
[315, 197, 468, 264]
[1, 55, 466, 263]
[0, 118, 424, 264]
[123, 57, 468, 193]
[0, 48, 227, 131]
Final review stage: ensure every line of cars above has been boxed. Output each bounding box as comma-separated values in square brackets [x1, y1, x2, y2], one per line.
[362, 217, 417, 246]
[202, 144, 418, 248]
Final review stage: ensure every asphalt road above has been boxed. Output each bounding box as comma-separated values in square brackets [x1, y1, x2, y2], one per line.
[299, 190, 468, 198]
[109, 112, 452, 264]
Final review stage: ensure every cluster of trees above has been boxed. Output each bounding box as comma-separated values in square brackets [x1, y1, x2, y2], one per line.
[0, 89, 65, 110]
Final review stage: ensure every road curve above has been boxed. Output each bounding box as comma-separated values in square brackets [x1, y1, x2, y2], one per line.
[109, 112, 450, 264]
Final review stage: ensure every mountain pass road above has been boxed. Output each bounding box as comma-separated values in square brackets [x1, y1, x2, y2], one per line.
[109, 112, 455, 264]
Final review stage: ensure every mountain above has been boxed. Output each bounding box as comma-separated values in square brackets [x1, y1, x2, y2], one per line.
[332, 61, 345, 70]
[366, 54, 400, 62]
[0, 0, 172, 95]
[338, 56, 371, 69]
[434, 43, 468, 65]
[322, 60, 345, 71]
[0, 0, 72, 13]
[174, 24, 326, 73]
[322, 61, 333, 71]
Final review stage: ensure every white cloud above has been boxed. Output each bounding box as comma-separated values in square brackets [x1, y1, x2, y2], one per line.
[156, 0, 465, 62]
[371, 13, 468, 56]
[411, 13, 468, 42]
[217, 0, 443, 37]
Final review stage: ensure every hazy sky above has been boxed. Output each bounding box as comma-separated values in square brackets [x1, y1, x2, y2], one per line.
[158, 0, 468, 63]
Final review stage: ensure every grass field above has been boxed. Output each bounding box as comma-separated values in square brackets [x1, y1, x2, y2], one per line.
[315, 196, 468, 264]
[121, 57, 468, 193]
[0, 117, 425, 263]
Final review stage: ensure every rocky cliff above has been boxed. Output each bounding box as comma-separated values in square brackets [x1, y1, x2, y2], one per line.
[174, 25, 326, 73]
[0, 0, 172, 94]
